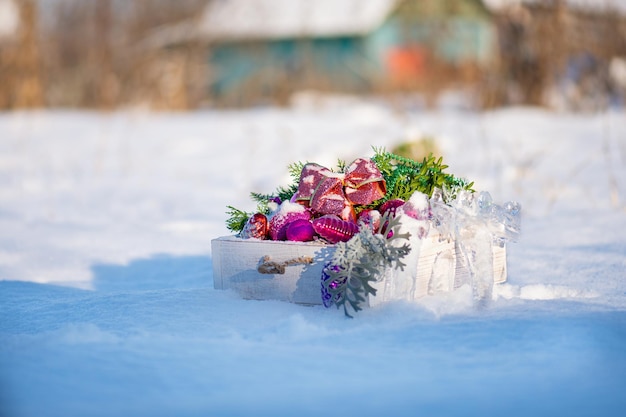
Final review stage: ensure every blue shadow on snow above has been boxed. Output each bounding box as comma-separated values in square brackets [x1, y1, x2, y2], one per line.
[91, 254, 213, 292]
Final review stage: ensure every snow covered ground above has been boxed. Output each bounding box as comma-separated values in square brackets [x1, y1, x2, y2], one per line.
[1, 98, 625, 417]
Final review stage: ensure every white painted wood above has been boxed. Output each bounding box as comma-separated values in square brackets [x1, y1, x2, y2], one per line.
[369, 230, 457, 305]
[454, 243, 508, 289]
[212, 232, 508, 305]
[211, 236, 333, 304]
[419, 233, 457, 297]
[492, 245, 507, 284]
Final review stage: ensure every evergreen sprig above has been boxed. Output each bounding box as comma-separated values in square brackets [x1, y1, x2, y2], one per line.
[336, 159, 347, 173]
[226, 148, 472, 234]
[225, 206, 251, 233]
[370, 148, 474, 204]
[323, 212, 411, 318]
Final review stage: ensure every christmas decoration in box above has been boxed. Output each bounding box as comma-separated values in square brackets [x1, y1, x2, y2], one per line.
[212, 148, 521, 316]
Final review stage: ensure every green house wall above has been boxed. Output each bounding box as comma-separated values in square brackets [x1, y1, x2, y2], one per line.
[207, 0, 496, 102]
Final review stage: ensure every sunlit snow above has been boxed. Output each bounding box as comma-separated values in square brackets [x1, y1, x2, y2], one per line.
[1, 98, 625, 417]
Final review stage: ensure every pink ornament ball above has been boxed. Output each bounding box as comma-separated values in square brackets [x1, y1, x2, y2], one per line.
[286, 219, 316, 242]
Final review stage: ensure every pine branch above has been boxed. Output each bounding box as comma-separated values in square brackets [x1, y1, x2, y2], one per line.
[225, 206, 250, 233]
[336, 159, 346, 173]
[371, 148, 474, 203]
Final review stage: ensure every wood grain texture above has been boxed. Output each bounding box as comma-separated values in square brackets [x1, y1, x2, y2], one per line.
[212, 233, 507, 305]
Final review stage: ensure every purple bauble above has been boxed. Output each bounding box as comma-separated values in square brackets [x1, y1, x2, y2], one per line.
[285, 219, 316, 242]
[321, 262, 345, 308]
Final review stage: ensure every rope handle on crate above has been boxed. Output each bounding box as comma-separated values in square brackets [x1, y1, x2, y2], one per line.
[257, 255, 314, 275]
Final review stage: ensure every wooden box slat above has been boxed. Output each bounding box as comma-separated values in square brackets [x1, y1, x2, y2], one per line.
[211, 236, 331, 304]
[212, 233, 507, 306]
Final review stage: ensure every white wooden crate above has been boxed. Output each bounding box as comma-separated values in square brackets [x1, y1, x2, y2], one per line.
[211, 233, 507, 305]
[211, 236, 331, 304]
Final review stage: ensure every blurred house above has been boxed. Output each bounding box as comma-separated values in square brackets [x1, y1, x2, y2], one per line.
[484, 0, 626, 109]
[186, 0, 497, 106]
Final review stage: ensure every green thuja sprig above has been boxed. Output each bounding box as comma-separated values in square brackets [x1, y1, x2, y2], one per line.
[371, 148, 474, 204]
[225, 206, 251, 233]
[323, 212, 411, 318]
[336, 159, 346, 172]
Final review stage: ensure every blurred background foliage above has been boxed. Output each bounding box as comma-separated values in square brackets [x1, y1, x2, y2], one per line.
[1, 0, 625, 111]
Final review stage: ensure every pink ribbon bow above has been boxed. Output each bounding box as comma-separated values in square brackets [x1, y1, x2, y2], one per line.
[293, 158, 386, 221]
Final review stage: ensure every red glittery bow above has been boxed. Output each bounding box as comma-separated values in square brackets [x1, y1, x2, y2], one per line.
[293, 158, 386, 221]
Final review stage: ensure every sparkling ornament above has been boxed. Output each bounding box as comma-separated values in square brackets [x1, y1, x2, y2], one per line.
[357, 209, 381, 231]
[240, 213, 268, 239]
[286, 219, 316, 242]
[312, 215, 359, 244]
[293, 158, 386, 220]
[268, 203, 312, 241]
[342, 158, 386, 205]
[378, 199, 405, 217]
[310, 176, 352, 220]
[321, 263, 345, 308]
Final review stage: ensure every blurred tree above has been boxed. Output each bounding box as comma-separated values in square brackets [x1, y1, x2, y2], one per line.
[486, 0, 625, 109]
[16, 0, 44, 107]
[94, 0, 117, 110]
[0, 0, 44, 108]
[39, 0, 208, 109]
[125, 0, 208, 110]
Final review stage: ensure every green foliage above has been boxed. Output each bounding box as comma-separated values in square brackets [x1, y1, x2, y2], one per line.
[336, 159, 346, 173]
[225, 206, 250, 233]
[226, 149, 473, 233]
[323, 213, 411, 318]
[371, 148, 474, 204]
[226, 148, 472, 233]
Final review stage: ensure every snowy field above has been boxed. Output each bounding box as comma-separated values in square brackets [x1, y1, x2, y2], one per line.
[1, 98, 625, 417]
